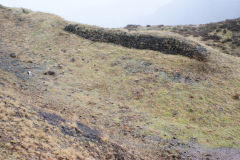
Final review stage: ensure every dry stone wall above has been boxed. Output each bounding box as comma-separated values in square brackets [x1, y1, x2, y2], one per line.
[64, 24, 208, 61]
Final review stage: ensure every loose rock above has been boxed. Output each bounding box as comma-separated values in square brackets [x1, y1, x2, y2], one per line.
[10, 53, 16, 58]
[44, 71, 55, 76]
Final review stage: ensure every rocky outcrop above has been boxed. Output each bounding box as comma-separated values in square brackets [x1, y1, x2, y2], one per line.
[64, 24, 208, 61]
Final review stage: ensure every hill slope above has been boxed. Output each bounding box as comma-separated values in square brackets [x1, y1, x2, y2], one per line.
[0, 5, 240, 160]
[127, 18, 240, 57]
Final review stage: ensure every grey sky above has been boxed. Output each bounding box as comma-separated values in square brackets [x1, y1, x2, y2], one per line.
[0, 0, 240, 28]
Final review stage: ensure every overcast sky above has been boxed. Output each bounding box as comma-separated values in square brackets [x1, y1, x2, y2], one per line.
[0, 0, 240, 28]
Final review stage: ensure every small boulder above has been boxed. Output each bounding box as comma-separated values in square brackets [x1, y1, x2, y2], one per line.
[172, 110, 178, 116]
[27, 71, 32, 76]
[10, 53, 16, 58]
[17, 18, 24, 21]
[44, 71, 55, 76]
[71, 58, 75, 62]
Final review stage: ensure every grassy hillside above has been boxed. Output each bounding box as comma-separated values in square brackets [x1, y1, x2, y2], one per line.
[0, 5, 240, 159]
[126, 18, 240, 57]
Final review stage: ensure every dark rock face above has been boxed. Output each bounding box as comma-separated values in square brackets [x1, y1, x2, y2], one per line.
[64, 24, 208, 61]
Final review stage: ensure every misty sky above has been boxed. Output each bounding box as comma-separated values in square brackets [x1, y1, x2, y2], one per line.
[0, 0, 240, 28]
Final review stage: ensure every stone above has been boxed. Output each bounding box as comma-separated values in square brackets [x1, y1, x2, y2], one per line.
[17, 18, 24, 21]
[111, 61, 121, 67]
[22, 9, 29, 14]
[10, 53, 16, 58]
[44, 71, 55, 76]
[147, 122, 153, 125]
[27, 71, 32, 76]
[173, 111, 178, 116]
[142, 62, 152, 66]
[71, 58, 75, 62]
